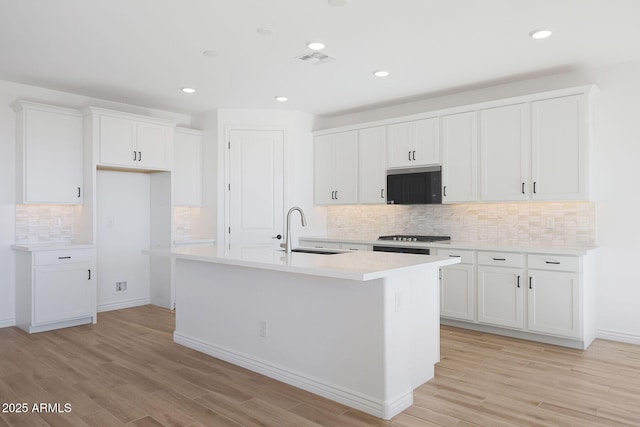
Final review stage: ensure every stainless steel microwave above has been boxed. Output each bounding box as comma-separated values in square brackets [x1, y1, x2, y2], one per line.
[386, 166, 442, 205]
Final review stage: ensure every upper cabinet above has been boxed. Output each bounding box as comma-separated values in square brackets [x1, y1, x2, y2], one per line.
[358, 126, 387, 204]
[441, 111, 478, 203]
[531, 95, 587, 200]
[314, 131, 358, 205]
[86, 108, 175, 171]
[479, 103, 529, 201]
[387, 118, 439, 168]
[173, 127, 203, 207]
[13, 101, 84, 204]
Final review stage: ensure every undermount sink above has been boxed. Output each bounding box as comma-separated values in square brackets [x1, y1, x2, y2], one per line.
[291, 248, 346, 255]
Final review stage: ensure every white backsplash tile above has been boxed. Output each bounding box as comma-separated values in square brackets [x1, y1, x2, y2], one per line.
[327, 202, 596, 247]
[15, 204, 75, 244]
[174, 206, 193, 241]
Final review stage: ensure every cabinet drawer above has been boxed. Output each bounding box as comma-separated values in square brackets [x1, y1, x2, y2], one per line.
[477, 251, 523, 268]
[437, 248, 474, 264]
[528, 254, 580, 272]
[340, 243, 371, 251]
[35, 249, 93, 266]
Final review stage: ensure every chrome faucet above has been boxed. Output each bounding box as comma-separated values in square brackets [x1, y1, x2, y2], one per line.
[281, 206, 307, 253]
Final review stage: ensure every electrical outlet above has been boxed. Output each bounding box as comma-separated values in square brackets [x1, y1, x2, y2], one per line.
[115, 281, 128, 292]
[259, 321, 268, 338]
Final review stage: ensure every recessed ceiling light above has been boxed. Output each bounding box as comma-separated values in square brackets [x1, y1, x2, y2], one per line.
[530, 29, 552, 39]
[328, 0, 347, 6]
[202, 50, 217, 58]
[181, 87, 196, 94]
[307, 41, 326, 50]
[275, 96, 288, 102]
[373, 70, 389, 78]
[257, 27, 274, 36]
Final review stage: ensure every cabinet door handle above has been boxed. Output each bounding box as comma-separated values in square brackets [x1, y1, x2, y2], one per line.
[381, 188, 384, 199]
[517, 275, 521, 288]
[335, 190, 338, 200]
[408, 151, 412, 161]
[443, 186, 447, 197]
[448, 255, 461, 258]
[545, 261, 561, 265]
[88, 269, 91, 280]
[529, 276, 533, 289]
[492, 257, 506, 261]
[522, 182, 525, 194]
[58, 256, 71, 259]
[133, 150, 137, 161]
[533, 182, 537, 194]
[138, 151, 142, 162]
[412, 150, 416, 161]
[272, 234, 282, 240]
[77, 187, 81, 198]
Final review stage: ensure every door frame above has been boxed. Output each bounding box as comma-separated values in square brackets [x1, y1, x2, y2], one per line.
[223, 125, 288, 247]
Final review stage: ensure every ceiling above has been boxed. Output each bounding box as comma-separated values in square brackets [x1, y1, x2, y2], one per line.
[1, 0, 639, 117]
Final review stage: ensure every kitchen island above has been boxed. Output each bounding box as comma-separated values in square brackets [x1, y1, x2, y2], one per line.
[161, 244, 459, 419]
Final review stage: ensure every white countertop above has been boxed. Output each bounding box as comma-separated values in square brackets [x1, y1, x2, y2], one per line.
[149, 243, 459, 281]
[300, 236, 597, 256]
[11, 243, 94, 252]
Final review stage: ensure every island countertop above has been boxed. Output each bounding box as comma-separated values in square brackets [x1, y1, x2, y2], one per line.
[149, 243, 459, 281]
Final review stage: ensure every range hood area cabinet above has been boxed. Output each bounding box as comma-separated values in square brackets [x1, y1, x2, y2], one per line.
[314, 131, 358, 205]
[84, 107, 175, 171]
[387, 117, 440, 169]
[12, 101, 84, 204]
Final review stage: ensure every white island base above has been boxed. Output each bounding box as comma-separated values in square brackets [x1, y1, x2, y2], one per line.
[170, 246, 458, 419]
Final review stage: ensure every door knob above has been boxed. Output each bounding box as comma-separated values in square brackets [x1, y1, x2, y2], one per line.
[272, 234, 282, 240]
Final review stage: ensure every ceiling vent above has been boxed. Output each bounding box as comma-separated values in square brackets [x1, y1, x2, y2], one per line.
[295, 51, 335, 65]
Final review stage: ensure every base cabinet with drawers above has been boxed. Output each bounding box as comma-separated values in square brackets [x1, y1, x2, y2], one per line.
[437, 248, 475, 321]
[15, 247, 96, 333]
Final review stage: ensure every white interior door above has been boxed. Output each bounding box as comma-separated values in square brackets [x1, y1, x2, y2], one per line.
[228, 129, 284, 245]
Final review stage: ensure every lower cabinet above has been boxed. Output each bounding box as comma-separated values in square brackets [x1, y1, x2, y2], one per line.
[477, 265, 524, 329]
[15, 247, 96, 333]
[438, 249, 475, 321]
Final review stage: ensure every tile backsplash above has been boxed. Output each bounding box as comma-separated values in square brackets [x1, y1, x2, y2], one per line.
[327, 202, 596, 247]
[15, 204, 75, 244]
[174, 207, 193, 241]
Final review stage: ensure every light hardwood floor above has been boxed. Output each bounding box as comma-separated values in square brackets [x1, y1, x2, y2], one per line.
[1, 305, 639, 426]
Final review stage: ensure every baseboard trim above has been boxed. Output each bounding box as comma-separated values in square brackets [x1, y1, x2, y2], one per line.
[97, 298, 151, 313]
[0, 318, 16, 328]
[597, 329, 640, 345]
[174, 331, 412, 420]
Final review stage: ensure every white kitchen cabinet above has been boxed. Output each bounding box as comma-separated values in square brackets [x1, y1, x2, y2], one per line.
[479, 103, 529, 201]
[13, 101, 84, 204]
[174, 127, 203, 206]
[15, 247, 96, 333]
[314, 131, 358, 205]
[358, 126, 387, 204]
[90, 108, 175, 171]
[531, 94, 587, 200]
[441, 111, 478, 203]
[527, 254, 581, 338]
[438, 248, 475, 321]
[387, 118, 439, 168]
[477, 265, 524, 329]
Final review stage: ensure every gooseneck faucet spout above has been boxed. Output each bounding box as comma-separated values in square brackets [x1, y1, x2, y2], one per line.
[281, 207, 307, 253]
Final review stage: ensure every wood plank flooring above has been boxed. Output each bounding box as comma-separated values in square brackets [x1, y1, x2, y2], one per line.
[1, 305, 639, 426]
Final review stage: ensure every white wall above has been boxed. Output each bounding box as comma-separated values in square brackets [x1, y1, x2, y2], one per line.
[0, 79, 191, 325]
[318, 59, 640, 344]
[96, 170, 151, 311]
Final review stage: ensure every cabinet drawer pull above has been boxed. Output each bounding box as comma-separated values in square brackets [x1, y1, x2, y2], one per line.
[492, 257, 506, 261]
[517, 275, 520, 288]
[545, 261, 561, 265]
[58, 256, 71, 260]
[448, 255, 461, 257]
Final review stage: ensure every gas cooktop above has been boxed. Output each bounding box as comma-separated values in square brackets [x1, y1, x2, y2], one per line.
[377, 235, 451, 243]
